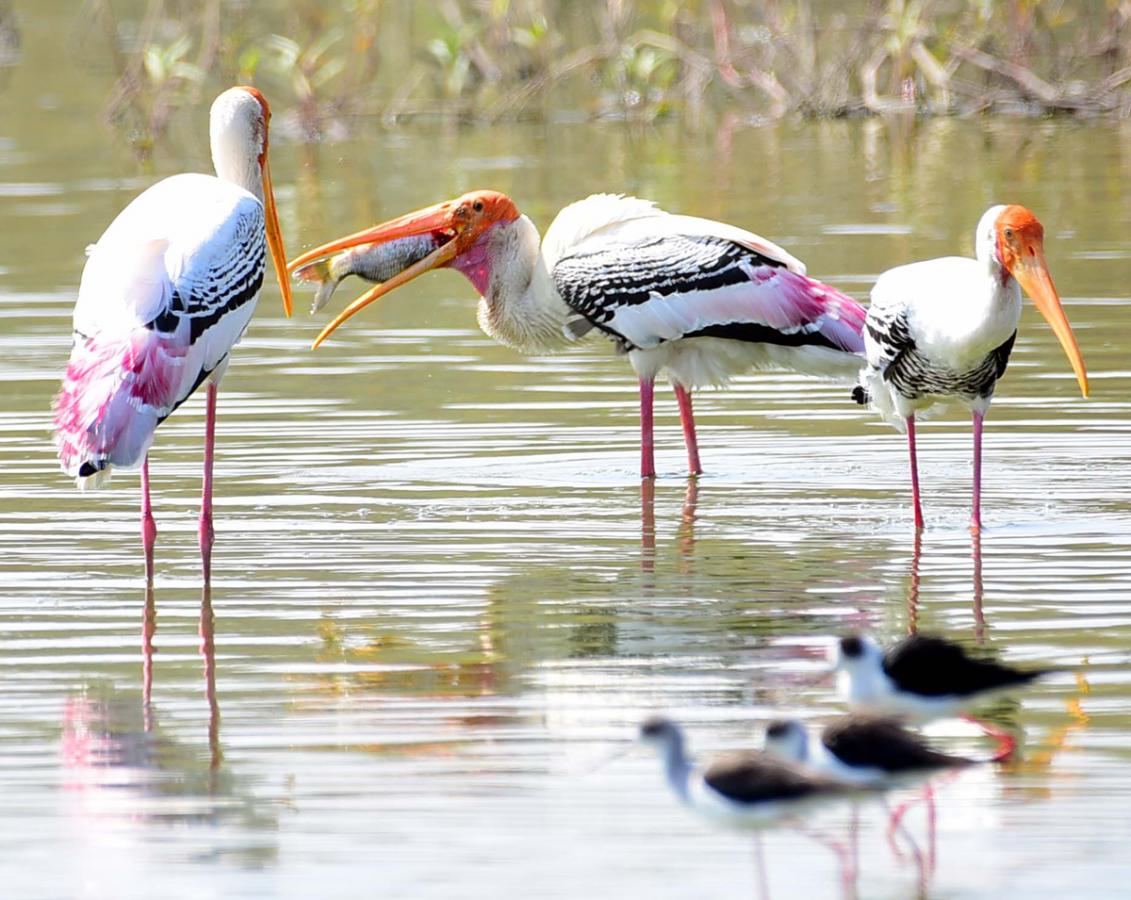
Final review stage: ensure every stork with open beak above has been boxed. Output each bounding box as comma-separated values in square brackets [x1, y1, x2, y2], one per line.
[53, 87, 293, 582]
[288, 191, 866, 480]
[854, 205, 1089, 532]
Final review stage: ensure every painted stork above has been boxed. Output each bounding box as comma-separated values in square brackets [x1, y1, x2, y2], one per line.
[288, 191, 866, 479]
[53, 87, 293, 582]
[854, 205, 1089, 531]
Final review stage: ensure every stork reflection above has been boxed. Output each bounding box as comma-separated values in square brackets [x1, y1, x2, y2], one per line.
[139, 579, 222, 771]
[640, 478, 700, 575]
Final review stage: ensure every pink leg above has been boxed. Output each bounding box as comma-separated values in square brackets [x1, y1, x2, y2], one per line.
[882, 797, 924, 871]
[961, 713, 1016, 760]
[906, 415, 924, 531]
[639, 376, 656, 480]
[673, 383, 703, 476]
[141, 455, 157, 583]
[199, 382, 218, 582]
[971, 410, 984, 534]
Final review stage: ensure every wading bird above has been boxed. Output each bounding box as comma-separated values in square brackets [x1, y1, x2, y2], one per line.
[834, 634, 1052, 758]
[639, 715, 856, 827]
[53, 87, 293, 582]
[764, 714, 976, 883]
[289, 191, 866, 479]
[639, 715, 862, 897]
[763, 714, 975, 788]
[853, 205, 1089, 531]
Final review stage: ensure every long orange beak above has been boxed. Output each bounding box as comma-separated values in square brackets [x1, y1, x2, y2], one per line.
[288, 200, 460, 350]
[261, 155, 293, 318]
[1012, 245, 1088, 398]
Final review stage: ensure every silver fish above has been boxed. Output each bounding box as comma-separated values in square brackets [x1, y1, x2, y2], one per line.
[293, 234, 438, 314]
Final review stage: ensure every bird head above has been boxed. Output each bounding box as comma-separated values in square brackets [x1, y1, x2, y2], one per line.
[763, 719, 809, 764]
[288, 190, 520, 349]
[638, 715, 684, 754]
[833, 634, 882, 672]
[988, 205, 1088, 398]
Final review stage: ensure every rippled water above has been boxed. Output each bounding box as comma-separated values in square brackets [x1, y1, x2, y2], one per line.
[4, 17, 1131, 899]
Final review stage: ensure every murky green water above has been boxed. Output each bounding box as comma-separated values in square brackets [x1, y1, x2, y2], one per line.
[3, 8, 1131, 900]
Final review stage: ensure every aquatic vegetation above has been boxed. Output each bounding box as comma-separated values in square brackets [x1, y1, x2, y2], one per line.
[74, 0, 1131, 152]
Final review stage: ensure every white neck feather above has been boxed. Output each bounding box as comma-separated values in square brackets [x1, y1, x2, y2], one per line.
[475, 215, 574, 354]
[209, 88, 265, 201]
[975, 205, 1008, 276]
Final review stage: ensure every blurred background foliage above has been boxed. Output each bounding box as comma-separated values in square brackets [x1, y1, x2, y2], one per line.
[60, 0, 1131, 155]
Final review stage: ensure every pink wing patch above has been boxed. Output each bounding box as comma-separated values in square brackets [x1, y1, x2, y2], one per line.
[54, 327, 188, 482]
[607, 263, 866, 353]
[757, 267, 867, 353]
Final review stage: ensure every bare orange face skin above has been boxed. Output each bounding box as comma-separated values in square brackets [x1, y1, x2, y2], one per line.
[994, 205, 1088, 398]
[288, 190, 521, 349]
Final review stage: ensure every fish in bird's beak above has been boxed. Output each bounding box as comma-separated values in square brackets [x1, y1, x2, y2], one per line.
[287, 190, 519, 349]
[293, 235, 439, 315]
[997, 207, 1088, 398]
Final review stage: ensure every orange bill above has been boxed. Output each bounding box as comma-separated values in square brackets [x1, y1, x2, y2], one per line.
[1013, 246, 1088, 398]
[288, 199, 461, 350]
[261, 155, 293, 318]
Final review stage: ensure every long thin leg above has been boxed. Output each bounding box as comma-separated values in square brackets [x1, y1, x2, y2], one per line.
[971, 410, 984, 534]
[673, 383, 703, 476]
[882, 797, 923, 869]
[906, 414, 924, 531]
[199, 382, 218, 582]
[753, 833, 771, 900]
[961, 712, 1016, 760]
[141, 455, 157, 583]
[639, 376, 656, 480]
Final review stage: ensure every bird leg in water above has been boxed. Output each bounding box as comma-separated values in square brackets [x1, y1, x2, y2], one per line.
[639, 376, 656, 479]
[971, 410, 984, 534]
[674, 383, 703, 477]
[752, 834, 771, 900]
[199, 383, 218, 582]
[961, 713, 1017, 760]
[906, 414, 924, 530]
[140, 455, 157, 583]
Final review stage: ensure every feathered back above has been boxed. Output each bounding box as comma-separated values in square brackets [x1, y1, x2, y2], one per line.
[541, 194, 664, 270]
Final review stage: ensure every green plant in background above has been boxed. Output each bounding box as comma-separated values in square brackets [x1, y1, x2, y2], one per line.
[78, 0, 1131, 158]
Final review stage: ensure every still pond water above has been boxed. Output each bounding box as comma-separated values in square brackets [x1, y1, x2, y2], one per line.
[3, 16, 1131, 900]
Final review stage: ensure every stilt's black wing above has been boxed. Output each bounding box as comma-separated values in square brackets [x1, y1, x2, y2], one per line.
[882, 635, 1045, 698]
[822, 714, 973, 774]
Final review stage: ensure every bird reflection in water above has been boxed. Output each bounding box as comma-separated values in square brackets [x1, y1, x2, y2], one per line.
[140, 581, 221, 771]
[903, 529, 985, 640]
[639, 477, 699, 576]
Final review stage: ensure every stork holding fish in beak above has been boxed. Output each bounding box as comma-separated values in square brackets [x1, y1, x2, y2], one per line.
[288, 191, 867, 480]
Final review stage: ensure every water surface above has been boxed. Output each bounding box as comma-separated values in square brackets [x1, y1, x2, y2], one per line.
[3, 15, 1131, 899]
